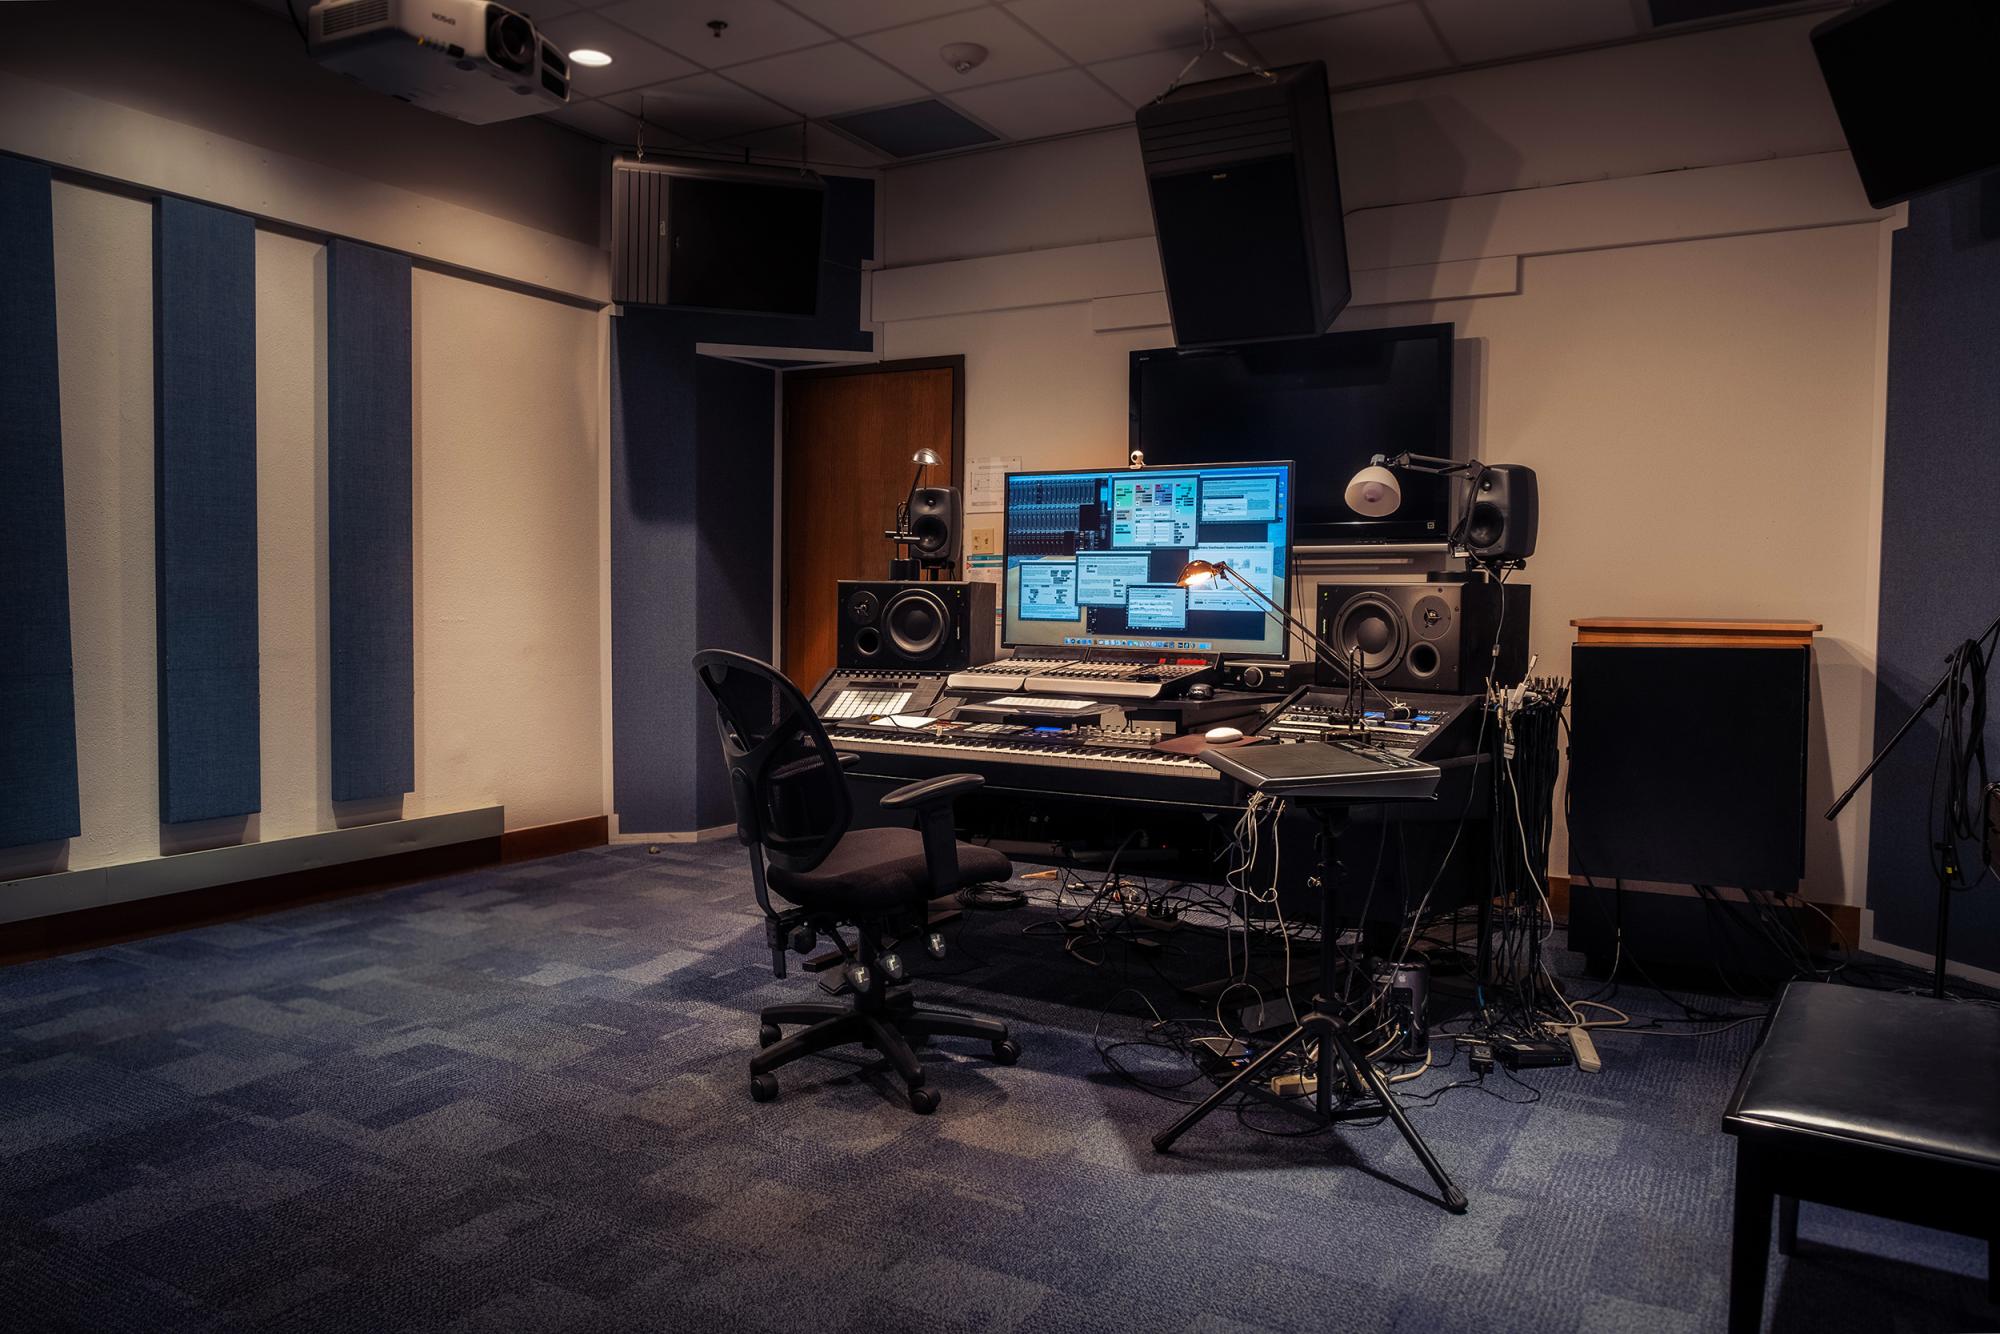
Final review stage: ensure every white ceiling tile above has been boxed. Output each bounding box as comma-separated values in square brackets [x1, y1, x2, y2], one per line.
[535, 11, 699, 94]
[779, 0, 989, 38]
[724, 41, 929, 116]
[1002, 0, 1213, 65]
[728, 120, 891, 167]
[946, 68, 1134, 140]
[1087, 44, 1261, 108]
[597, 0, 833, 67]
[1250, 4, 1451, 86]
[518, 1, 588, 22]
[1419, 0, 1640, 65]
[1213, 0, 1408, 34]
[607, 72, 800, 141]
[854, 7, 1070, 92]
[542, 97, 647, 144]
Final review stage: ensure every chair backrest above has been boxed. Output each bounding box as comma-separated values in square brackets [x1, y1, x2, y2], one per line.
[691, 650, 851, 878]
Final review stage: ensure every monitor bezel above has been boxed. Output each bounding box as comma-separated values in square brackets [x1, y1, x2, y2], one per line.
[999, 458, 1296, 659]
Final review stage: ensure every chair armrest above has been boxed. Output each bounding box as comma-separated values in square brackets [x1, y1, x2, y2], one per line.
[834, 751, 860, 769]
[878, 772, 984, 811]
[878, 773, 983, 898]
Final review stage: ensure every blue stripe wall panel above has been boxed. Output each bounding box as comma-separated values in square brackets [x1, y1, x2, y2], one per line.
[1869, 177, 2000, 974]
[0, 156, 82, 848]
[154, 195, 261, 825]
[326, 239, 414, 802]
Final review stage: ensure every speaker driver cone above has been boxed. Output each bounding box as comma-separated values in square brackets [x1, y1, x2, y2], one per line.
[847, 590, 881, 624]
[884, 590, 950, 661]
[1331, 593, 1406, 678]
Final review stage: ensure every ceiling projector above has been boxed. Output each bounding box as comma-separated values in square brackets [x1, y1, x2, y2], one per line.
[307, 0, 568, 124]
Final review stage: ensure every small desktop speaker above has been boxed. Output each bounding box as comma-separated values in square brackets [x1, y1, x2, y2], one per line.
[837, 579, 995, 671]
[908, 486, 959, 570]
[1136, 61, 1349, 347]
[1316, 580, 1530, 694]
[1463, 465, 1538, 564]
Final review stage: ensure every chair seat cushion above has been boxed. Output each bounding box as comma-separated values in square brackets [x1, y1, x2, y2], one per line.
[1724, 981, 2000, 1169]
[767, 826, 1012, 915]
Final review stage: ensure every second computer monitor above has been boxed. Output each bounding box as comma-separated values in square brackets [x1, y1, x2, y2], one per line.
[1002, 460, 1294, 657]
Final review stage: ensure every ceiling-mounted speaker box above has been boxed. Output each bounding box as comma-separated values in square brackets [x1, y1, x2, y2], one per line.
[611, 157, 824, 315]
[1135, 61, 1350, 348]
[1811, 0, 2000, 208]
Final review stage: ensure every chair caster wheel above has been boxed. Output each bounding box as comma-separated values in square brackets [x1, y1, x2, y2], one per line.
[908, 1086, 939, 1115]
[750, 1073, 778, 1103]
[991, 1038, 1021, 1066]
[757, 1024, 781, 1048]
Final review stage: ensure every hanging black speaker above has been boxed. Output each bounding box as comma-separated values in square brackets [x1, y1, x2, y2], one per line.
[1136, 61, 1349, 347]
[908, 486, 959, 569]
[1461, 465, 1538, 564]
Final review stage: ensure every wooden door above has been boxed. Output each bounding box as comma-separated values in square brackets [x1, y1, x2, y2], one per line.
[781, 360, 962, 686]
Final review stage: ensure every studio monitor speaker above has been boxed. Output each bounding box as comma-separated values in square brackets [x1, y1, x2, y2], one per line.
[1136, 61, 1349, 347]
[837, 580, 995, 671]
[1316, 580, 1530, 694]
[909, 486, 959, 569]
[1462, 465, 1538, 564]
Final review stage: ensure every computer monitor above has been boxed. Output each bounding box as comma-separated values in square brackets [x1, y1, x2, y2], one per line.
[1002, 460, 1294, 658]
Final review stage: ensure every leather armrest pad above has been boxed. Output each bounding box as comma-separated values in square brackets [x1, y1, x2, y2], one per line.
[880, 772, 984, 810]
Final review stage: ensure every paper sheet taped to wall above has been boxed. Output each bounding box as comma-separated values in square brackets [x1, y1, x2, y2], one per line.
[967, 456, 1020, 513]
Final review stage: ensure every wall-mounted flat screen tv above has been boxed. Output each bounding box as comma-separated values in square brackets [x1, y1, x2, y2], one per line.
[1130, 322, 1455, 548]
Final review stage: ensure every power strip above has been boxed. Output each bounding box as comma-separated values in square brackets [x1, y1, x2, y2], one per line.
[1568, 1027, 1602, 1073]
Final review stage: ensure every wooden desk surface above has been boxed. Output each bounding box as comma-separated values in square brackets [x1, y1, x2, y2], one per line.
[1571, 617, 1822, 649]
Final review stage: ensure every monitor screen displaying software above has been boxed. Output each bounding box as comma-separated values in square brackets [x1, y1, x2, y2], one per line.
[1002, 461, 1294, 657]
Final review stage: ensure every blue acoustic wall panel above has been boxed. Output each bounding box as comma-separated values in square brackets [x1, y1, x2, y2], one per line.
[1869, 176, 2000, 974]
[154, 196, 260, 825]
[325, 240, 415, 802]
[0, 156, 82, 848]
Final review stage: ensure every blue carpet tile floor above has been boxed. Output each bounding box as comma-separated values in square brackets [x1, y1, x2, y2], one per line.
[1, 841, 1992, 1333]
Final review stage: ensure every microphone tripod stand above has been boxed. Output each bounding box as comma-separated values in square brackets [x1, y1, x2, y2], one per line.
[1824, 609, 1998, 997]
[1151, 802, 1469, 1214]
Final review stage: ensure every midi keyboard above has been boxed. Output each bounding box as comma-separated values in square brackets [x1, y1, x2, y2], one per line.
[827, 721, 1231, 807]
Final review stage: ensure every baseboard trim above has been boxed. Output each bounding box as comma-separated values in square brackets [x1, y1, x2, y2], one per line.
[501, 815, 610, 863]
[1554, 876, 1864, 954]
[610, 824, 735, 845]
[0, 809, 611, 967]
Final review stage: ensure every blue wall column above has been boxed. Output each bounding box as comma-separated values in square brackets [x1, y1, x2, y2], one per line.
[608, 175, 873, 834]
[0, 155, 82, 849]
[1869, 175, 2000, 972]
[154, 196, 260, 825]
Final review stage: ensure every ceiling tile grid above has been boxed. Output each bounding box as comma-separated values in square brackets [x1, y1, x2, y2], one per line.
[455, 0, 1860, 166]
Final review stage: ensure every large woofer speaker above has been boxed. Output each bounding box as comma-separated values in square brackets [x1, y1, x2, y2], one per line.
[836, 580, 995, 671]
[1316, 580, 1531, 694]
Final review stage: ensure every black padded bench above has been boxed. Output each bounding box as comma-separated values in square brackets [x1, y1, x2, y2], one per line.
[1723, 981, 2000, 1333]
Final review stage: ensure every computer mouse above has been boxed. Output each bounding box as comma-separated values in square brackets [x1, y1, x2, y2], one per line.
[1204, 726, 1244, 743]
[1186, 683, 1215, 700]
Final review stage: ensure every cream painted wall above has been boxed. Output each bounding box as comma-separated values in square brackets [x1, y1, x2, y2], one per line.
[412, 271, 603, 831]
[874, 15, 1891, 909]
[49, 184, 159, 875]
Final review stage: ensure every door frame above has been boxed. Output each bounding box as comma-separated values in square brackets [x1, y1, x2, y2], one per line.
[773, 355, 967, 670]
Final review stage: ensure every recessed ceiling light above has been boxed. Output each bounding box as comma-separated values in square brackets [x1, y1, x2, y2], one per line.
[568, 48, 613, 68]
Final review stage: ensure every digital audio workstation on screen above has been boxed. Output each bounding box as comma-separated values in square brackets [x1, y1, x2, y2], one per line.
[1002, 461, 1294, 657]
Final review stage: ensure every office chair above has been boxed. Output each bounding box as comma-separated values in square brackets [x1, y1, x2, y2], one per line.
[692, 650, 1021, 1114]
